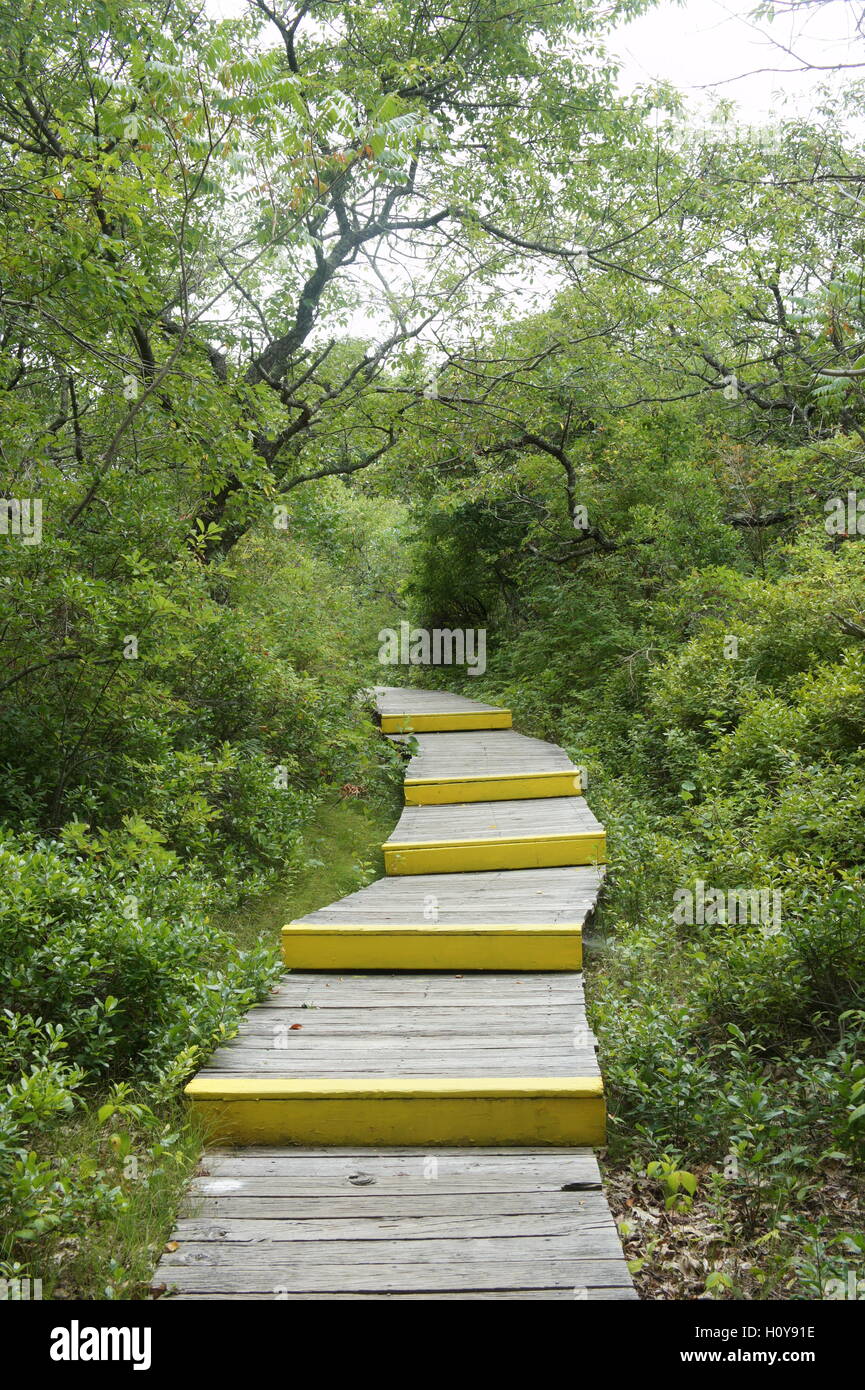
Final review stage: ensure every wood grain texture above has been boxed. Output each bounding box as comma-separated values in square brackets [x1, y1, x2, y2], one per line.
[154, 1148, 635, 1299]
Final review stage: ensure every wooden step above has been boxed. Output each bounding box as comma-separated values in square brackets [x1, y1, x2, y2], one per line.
[282, 866, 601, 969]
[396, 729, 580, 805]
[375, 685, 512, 734]
[188, 971, 604, 1145]
[381, 709, 512, 733]
[281, 921, 583, 970]
[289, 865, 603, 919]
[186, 1076, 605, 1147]
[404, 770, 582, 804]
[384, 832, 605, 874]
[384, 798, 605, 875]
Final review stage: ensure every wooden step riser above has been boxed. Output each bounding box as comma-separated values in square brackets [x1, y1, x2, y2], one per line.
[384, 833, 606, 875]
[281, 925, 582, 971]
[404, 771, 581, 804]
[187, 1079, 605, 1147]
[381, 711, 512, 733]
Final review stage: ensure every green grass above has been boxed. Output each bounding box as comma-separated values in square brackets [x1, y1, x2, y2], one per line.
[26, 1102, 205, 1300]
[216, 793, 400, 951]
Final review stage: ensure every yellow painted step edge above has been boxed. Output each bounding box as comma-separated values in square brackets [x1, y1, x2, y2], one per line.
[380, 710, 512, 733]
[280, 921, 583, 970]
[186, 1076, 605, 1147]
[383, 831, 606, 875]
[188, 1077, 603, 1099]
[385, 831, 604, 851]
[404, 770, 581, 803]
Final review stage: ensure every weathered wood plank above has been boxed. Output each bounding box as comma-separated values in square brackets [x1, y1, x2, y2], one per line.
[155, 1258, 634, 1294]
[162, 1241, 626, 1267]
[399, 730, 576, 781]
[171, 1208, 618, 1242]
[196, 1144, 601, 1165]
[233, 1012, 586, 1032]
[195, 968, 598, 1083]
[261, 971, 584, 994]
[187, 1176, 602, 1198]
[387, 799, 603, 845]
[181, 1196, 607, 1219]
[162, 1287, 638, 1300]
[374, 686, 505, 716]
[154, 1143, 634, 1297]
[294, 865, 604, 929]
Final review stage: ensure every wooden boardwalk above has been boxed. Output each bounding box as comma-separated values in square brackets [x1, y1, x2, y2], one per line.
[156, 1148, 631, 1299]
[153, 686, 635, 1300]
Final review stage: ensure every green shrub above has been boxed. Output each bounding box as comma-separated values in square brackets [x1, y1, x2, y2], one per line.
[0, 825, 280, 1081]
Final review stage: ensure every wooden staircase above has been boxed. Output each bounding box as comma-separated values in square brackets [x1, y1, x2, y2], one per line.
[153, 687, 635, 1300]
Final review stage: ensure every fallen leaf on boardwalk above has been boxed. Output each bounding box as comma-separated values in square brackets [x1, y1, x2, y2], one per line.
[164, 1241, 179, 1252]
[289, 1023, 303, 1030]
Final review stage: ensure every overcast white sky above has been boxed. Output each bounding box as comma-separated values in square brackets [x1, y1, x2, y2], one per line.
[615, 0, 859, 118]
[201, 0, 862, 339]
[205, 0, 862, 121]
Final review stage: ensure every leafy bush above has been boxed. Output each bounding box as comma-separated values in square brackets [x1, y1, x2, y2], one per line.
[407, 427, 865, 1296]
[0, 825, 281, 1081]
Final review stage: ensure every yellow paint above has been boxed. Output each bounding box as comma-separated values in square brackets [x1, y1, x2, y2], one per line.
[281, 921, 583, 970]
[383, 831, 606, 875]
[186, 1076, 606, 1146]
[381, 709, 512, 733]
[404, 770, 582, 804]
